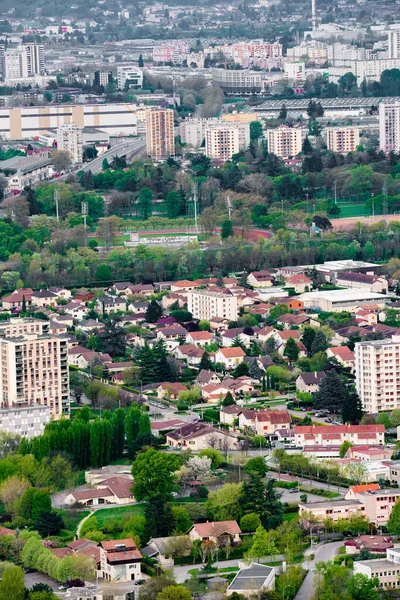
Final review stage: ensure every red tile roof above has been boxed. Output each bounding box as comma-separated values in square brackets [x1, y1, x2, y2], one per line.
[191, 521, 241, 537]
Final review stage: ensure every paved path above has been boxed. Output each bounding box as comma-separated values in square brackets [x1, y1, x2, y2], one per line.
[267, 472, 346, 496]
[76, 508, 98, 538]
[295, 541, 343, 600]
[173, 555, 285, 583]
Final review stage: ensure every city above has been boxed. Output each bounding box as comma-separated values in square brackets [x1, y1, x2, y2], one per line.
[1, 0, 400, 599]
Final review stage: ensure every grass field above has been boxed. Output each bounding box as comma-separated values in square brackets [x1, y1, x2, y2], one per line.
[57, 509, 90, 532]
[94, 504, 145, 526]
[283, 512, 299, 523]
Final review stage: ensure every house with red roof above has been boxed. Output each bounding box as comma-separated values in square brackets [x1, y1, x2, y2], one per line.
[327, 346, 355, 370]
[294, 425, 385, 447]
[344, 483, 380, 500]
[247, 271, 273, 288]
[100, 538, 142, 582]
[188, 521, 241, 546]
[174, 344, 204, 366]
[186, 330, 214, 347]
[285, 274, 312, 293]
[1, 288, 33, 310]
[238, 409, 291, 436]
[156, 382, 187, 400]
[215, 346, 246, 369]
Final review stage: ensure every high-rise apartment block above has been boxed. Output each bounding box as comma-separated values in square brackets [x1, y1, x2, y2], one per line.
[379, 100, 400, 153]
[266, 125, 307, 158]
[0, 332, 69, 419]
[188, 288, 239, 321]
[388, 31, 400, 59]
[326, 126, 360, 154]
[117, 65, 143, 90]
[57, 122, 83, 164]
[4, 44, 44, 79]
[145, 108, 175, 159]
[355, 336, 400, 413]
[212, 69, 262, 94]
[205, 122, 250, 161]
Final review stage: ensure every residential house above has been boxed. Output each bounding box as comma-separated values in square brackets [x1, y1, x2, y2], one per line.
[247, 271, 273, 288]
[227, 563, 275, 597]
[355, 309, 378, 326]
[162, 294, 187, 310]
[171, 280, 202, 292]
[296, 371, 326, 393]
[238, 409, 291, 436]
[273, 330, 302, 355]
[174, 344, 204, 366]
[78, 319, 103, 333]
[31, 290, 58, 308]
[64, 301, 88, 320]
[285, 274, 312, 293]
[49, 320, 68, 335]
[129, 301, 149, 314]
[49, 287, 72, 300]
[326, 346, 355, 370]
[126, 284, 155, 296]
[96, 296, 126, 314]
[74, 289, 95, 302]
[220, 328, 257, 348]
[64, 476, 134, 506]
[299, 499, 366, 522]
[150, 419, 190, 434]
[188, 521, 241, 545]
[214, 347, 246, 370]
[202, 383, 234, 403]
[157, 325, 187, 350]
[344, 483, 381, 500]
[389, 461, 400, 486]
[257, 326, 276, 343]
[209, 316, 231, 332]
[166, 422, 238, 451]
[109, 282, 133, 296]
[186, 330, 214, 347]
[347, 446, 393, 461]
[344, 534, 393, 555]
[156, 382, 187, 400]
[219, 404, 243, 425]
[276, 313, 319, 329]
[99, 538, 142, 582]
[294, 425, 385, 448]
[270, 297, 305, 311]
[1, 288, 33, 310]
[336, 272, 388, 294]
[194, 369, 221, 387]
[141, 536, 191, 567]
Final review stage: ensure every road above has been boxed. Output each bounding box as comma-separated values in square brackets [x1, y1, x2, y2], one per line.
[295, 541, 343, 600]
[267, 472, 346, 496]
[80, 137, 146, 174]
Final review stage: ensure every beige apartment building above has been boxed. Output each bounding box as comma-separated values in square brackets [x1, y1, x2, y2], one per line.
[294, 424, 385, 447]
[0, 333, 70, 419]
[205, 124, 244, 161]
[326, 126, 360, 154]
[56, 122, 83, 164]
[299, 499, 366, 522]
[352, 488, 400, 526]
[354, 547, 400, 589]
[355, 336, 400, 413]
[145, 108, 175, 159]
[0, 317, 49, 337]
[187, 288, 239, 321]
[266, 125, 307, 158]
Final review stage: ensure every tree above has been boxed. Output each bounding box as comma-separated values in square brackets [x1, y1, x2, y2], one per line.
[99, 318, 126, 357]
[339, 441, 353, 459]
[240, 512, 261, 532]
[95, 264, 112, 281]
[139, 575, 177, 600]
[131, 449, 180, 502]
[314, 561, 352, 600]
[165, 190, 183, 219]
[221, 219, 234, 239]
[250, 120, 263, 141]
[139, 54, 144, 67]
[387, 498, 400, 535]
[375, 412, 390, 429]
[83, 146, 98, 162]
[240, 473, 283, 530]
[342, 390, 363, 425]
[199, 448, 224, 469]
[51, 150, 72, 172]
[284, 336, 299, 362]
[137, 187, 154, 220]
[0, 476, 30, 516]
[222, 391, 235, 407]
[0, 565, 25, 600]
[102, 158, 109, 171]
[145, 299, 163, 323]
[185, 456, 212, 480]
[390, 408, 400, 427]
[157, 586, 192, 600]
[206, 483, 242, 521]
[301, 327, 316, 356]
[302, 136, 313, 155]
[243, 456, 268, 477]
[347, 573, 381, 600]
[311, 330, 328, 355]
[313, 370, 348, 413]
[248, 525, 278, 562]
[31, 489, 52, 522]
[199, 352, 213, 371]
[35, 510, 65, 537]
[279, 104, 287, 120]
[145, 497, 176, 539]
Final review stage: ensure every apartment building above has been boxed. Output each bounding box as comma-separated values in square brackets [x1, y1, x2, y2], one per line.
[181, 118, 250, 151]
[351, 488, 400, 525]
[329, 58, 400, 85]
[379, 100, 400, 153]
[326, 127, 360, 154]
[354, 547, 400, 590]
[187, 288, 239, 321]
[294, 425, 385, 448]
[153, 41, 189, 65]
[284, 62, 305, 81]
[212, 69, 262, 94]
[116, 65, 143, 90]
[299, 499, 366, 522]
[205, 123, 250, 161]
[57, 122, 83, 164]
[266, 125, 307, 158]
[388, 30, 400, 59]
[0, 405, 50, 438]
[355, 336, 400, 413]
[100, 539, 142, 582]
[0, 317, 49, 337]
[145, 108, 175, 159]
[4, 44, 44, 79]
[0, 333, 69, 419]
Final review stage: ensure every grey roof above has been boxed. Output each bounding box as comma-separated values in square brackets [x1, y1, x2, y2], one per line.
[229, 563, 274, 591]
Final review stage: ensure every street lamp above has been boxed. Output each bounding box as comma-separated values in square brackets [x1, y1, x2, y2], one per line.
[282, 583, 292, 600]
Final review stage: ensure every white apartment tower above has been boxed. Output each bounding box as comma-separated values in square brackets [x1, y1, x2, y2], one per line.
[266, 126, 307, 158]
[188, 289, 239, 321]
[57, 122, 83, 164]
[355, 336, 400, 413]
[145, 108, 175, 159]
[326, 127, 360, 154]
[388, 31, 400, 59]
[117, 65, 143, 90]
[379, 101, 400, 153]
[24, 44, 45, 76]
[4, 44, 44, 79]
[0, 333, 70, 418]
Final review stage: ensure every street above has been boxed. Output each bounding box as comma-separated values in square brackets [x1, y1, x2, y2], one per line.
[295, 541, 343, 600]
[79, 137, 146, 174]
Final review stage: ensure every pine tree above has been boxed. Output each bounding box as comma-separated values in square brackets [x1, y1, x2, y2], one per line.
[145, 299, 163, 323]
[21, 294, 26, 313]
[232, 361, 249, 378]
[301, 327, 316, 356]
[240, 473, 283, 530]
[111, 408, 125, 460]
[311, 330, 328, 355]
[279, 104, 287, 120]
[302, 136, 313, 155]
[284, 336, 299, 362]
[221, 219, 234, 239]
[125, 404, 142, 459]
[342, 390, 363, 424]
[222, 391, 235, 407]
[138, 54, 144, 67]
[135, 343, 157, 384]
[199, 352, 213, 371]
[313, 370, 347, 413]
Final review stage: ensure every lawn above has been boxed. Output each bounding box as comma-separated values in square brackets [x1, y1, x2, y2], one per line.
[283, 512, 299, 523]
[94, 504, 145, 527]
[56, 509, 90, 533]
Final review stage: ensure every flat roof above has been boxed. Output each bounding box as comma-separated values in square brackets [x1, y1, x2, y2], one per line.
[300, 499, 363, 508]
[254, 97, 398, 111]
[298, 290, 388, 302]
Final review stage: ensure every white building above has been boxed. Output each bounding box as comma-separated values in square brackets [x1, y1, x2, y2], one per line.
[212, 69, 262, 94]
[284, 62, 305, 81]
[379, 100, 400, 153]
[205, 122, 250, 161]
[0, 405, 50, 438]
[388, 31, 400, 59]
[4, 44, 44, 79]
[326, 126, 360, 153]
[117, 65, 143, 90]
[355, 335, 400, 413]
[188, 288, 239, 321]
[329, 58, 400, 85]
[266, 125, 307, 158]
[57, 122, 83, 164]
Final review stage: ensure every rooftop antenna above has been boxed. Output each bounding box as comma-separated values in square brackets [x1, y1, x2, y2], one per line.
[311, 0, 317, 31]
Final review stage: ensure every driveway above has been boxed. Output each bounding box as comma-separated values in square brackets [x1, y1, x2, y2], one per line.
[295, 541, 343, 600]
[24, 572, 59, 592]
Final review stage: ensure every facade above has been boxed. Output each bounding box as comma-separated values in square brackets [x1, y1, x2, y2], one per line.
[0, 405, 50, 438]
[326, 127, 360, 153]
[0, 103, 138, 140]
[166, 422, 238, 451]
[227, 563, 275, 597]
[0, 333, 69, 419]
[355, 336, 400, 413]
[214, 347, 246, 369]
[212, 69, 262, 94]
[388, 31, 400, 59]
[379, 100, 400, 153]
[299, 499, 365, 522]
[188, 521, 241, 545]
[294, 425, 385, 448]
[284, 61, 305, 81]
[266, 126, 307, 158]
[205, 123, 250, 161]
[335, 272, 388, 293]
[145, 108, 175, 159]
[117, 65, 143, 90]
[56, 122, 83, 164]
[188, 288, 239, 321]
[4, 44, 44, 79]
[99, 539, 142, 582]
[352, 488, 400, 525]
[354, 548, 400, 590]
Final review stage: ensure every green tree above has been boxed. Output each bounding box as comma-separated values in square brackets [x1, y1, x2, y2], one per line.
[95, 264, 112, 281]
[137, 187, 154, 220]
[102, 158, 109, 170]
[222, 391, 235, 407]
[31, 489, 51, 522]
[240, 512, 261, 532]
[247, 525, 278, 562]
[301, 327, 316, 356]
[311, 330, 328, 355]
[206, 483, 242, 521]
[250, 121, 263, 141]
[390, 408, 400, 427]
[157, 586, 192, 600]
[375, 412, 390, 429]
[221, 219, 234, 239]
[302, 136, 313, 155]
[0, 564, 25, 600]
[99, 317, 126, 357]
[279, 104, 287, 120]
[131, 449, 180, 502]
[35, 510, 64, 537]
[339, 441, 353, 459]
[347, 573, 381, 600]
[138, 54, 144, 68]
[171, 505, 192, 534]
[342, 390, 363, 425]
[145, 299, 163, 323]
[313, 370, 347, 413]
[284, 336, 299, 362]
[387, 498, 400, 535]
[240, 473, 283, 530]
[199, 448, 224, 468]
[243, 456, 268, 477]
